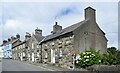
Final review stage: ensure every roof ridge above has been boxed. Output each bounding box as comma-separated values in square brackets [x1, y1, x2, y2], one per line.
[41, 19, 88, 42]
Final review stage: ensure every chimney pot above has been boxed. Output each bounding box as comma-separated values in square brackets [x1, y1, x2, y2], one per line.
[35, 28, 42, 36]
[25, 32, 31, 40]
[8, 38, 11, 41]
[55, 22, 58, 25]
[3, 40, 7, 45]
[52, 22, 62, 34]
[16, 33, 20, 39]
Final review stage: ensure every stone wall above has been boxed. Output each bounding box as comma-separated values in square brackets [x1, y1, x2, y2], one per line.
[73, 20, 107, 54]
[87, 65, 120, 71]
[42, 33, 74, 69]
[27, 36, 41, 63]
[12, 43, 26, 61]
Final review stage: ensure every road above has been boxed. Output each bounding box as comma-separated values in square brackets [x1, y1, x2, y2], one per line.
[2, 59, 49, 71]
[0, 62, 2, 73]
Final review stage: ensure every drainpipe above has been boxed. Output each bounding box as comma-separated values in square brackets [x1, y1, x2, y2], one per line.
[41, 43, 42, 63]
[72, 54, 76, 70]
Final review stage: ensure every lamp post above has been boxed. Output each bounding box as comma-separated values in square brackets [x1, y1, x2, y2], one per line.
[71, 49, 76, 70]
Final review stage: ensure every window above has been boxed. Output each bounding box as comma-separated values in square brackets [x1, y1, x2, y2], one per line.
[28, 53, 30, 57]
[23, 44, 25, 48]
[21, 45, 22, 49]
[60, 49, 62, 57]
[23, 52, 25, 56]
[45, 52, 48, 58]
[32, 43, 34, 49]
[37, 45, 39, 48]
[28, 47, 30, 50]
[37, 52, 39, 57]
[16, 47, 17, 50]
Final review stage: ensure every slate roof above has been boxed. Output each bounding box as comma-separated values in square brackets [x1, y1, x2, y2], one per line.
[41, 20, 88, 43]
[12, 38, 21, 44]
[12, 40, 25, 48]
[33, 34, 45, 42]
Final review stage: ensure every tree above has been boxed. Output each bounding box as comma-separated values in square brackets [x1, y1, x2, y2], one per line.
[107, 47, 117, 54]
[103, 47, 120, 65]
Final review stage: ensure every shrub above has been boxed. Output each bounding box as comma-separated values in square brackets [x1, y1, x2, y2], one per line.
[75, 49, 102, 68]
[75, 47, 120, 68]
[102, 47, 120, 65]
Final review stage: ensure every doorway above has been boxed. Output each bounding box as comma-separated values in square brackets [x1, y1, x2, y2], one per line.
[32, 53, 34, 62]
[51, 49, 55, 63]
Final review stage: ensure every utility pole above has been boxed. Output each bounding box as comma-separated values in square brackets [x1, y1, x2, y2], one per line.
[55, 15, 57, 23]
[71, 49, 76, 70]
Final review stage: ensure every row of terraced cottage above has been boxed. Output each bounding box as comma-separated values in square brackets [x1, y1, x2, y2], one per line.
[3, 7, 108, 69]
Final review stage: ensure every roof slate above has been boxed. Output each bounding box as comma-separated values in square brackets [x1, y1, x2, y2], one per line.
[33, 35, 45, 42]
[41, 20, 88, 42]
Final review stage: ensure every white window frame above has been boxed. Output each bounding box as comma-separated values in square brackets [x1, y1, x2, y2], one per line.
[60, 49, 62, 57]
[32, 43, 34, 49]
[37, 52, 39, 57]
[45, 52, 48, 58]
[23, 52, 25, 57]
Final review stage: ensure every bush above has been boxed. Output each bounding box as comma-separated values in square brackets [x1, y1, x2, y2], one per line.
[75, 49, 102, 68]
[75, 47, 120, 68]
[102, 47, 120, 65]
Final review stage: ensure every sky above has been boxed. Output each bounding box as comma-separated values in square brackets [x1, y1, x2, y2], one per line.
[0, 1, 119, 50]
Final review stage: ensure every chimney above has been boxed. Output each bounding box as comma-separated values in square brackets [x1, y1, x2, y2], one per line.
[3, 40, 7, 45]
[11, 36, 16, 41]
[52, 22, 62, 34]
[35, 27, 42, 36]
[8, 38, 11, 42]
[85, 7, 96, 21]
[25, 32, 31, 40]
[16, 33, 20, 39]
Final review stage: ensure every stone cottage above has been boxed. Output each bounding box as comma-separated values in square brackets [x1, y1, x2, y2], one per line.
[40, 7, 107, 69]
[12, 33, 31, 61]
[27, 28, 44, 63]
[12, 41, 27, 61]
[12, 34, 22, 60]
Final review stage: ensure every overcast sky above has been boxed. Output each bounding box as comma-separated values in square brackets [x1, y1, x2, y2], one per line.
[0, 1, 118, 49]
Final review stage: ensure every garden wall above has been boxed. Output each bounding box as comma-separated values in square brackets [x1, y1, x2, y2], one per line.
[87, 65, 120, 71]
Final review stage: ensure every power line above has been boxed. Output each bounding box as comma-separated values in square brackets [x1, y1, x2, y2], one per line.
[106, 32, 118, 35]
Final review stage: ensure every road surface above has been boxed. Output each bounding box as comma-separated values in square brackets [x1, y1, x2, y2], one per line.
[2, 59, 49, 71]
[0, 62, 2, 73]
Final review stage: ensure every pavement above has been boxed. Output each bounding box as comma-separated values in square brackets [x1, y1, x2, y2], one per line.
[28, 61, 72, 71]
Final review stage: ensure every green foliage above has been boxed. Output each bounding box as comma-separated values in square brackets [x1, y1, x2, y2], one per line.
[75, 49, 102, 68]
[75, 47, 120, 68]
[102, 47, 120, 65]
[117, 51, 120, 64]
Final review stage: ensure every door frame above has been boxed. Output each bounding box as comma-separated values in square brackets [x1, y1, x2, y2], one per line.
[51, 49, 55, 63]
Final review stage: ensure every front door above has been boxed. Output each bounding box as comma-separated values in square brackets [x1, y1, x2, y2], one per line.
[32, 53, 34, 62]
[20, 53, 23, 61]
[51, 49, 55, 63]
